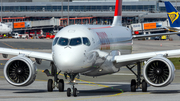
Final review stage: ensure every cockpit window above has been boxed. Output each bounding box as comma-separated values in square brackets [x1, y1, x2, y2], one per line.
[53, 37, 59, 46]
[83, 37, 91, 46]
[58, 38, 69, 46]
[69, 37, 82, 46]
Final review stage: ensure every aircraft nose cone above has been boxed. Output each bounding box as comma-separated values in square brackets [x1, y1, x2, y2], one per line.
[59, 53, 81, 66]
[55, 50, 85, 72]
[59, 57, 74, 68]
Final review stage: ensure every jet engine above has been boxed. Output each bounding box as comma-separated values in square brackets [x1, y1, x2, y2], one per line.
[4, 55, 37, 86]
[143, 56, 175, 87]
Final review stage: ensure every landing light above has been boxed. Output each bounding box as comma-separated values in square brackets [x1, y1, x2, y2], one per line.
[98, 69, 103, 72]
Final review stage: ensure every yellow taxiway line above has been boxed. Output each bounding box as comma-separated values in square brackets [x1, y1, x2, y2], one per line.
[1, 42, 14, 49]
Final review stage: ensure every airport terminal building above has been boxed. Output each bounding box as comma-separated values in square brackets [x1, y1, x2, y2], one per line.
[0, 0, 180, 37]
[0, 0, 178, 25]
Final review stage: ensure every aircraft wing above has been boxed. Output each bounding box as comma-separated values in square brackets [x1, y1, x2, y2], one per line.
[132, 32, 180, 39]
[0, 47, 52, 61]
[113, 49, 180, 65]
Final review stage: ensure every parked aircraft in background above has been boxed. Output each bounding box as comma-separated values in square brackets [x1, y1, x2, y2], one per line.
[0, 23, 12, 34]
[165, 1, 180, 35]
[0, 0, 180, 97]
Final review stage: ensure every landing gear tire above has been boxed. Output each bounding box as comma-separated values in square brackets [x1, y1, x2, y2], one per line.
[142, 79, 147, 92]
[131, 79, 136, 92]
[67, 88, 71, 97]
[47, 79, 53, 92]
[58, 79, 64, 92]
[73, 88, 77, 97]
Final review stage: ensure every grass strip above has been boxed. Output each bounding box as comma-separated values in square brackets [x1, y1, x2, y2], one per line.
[168, 58, 180, 70]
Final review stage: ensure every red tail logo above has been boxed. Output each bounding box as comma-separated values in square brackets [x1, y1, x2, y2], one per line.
[112, 0, 122, 26]
[114, 0, 122, 16]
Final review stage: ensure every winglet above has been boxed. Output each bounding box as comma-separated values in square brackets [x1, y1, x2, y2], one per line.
[112, 0, 122, 26]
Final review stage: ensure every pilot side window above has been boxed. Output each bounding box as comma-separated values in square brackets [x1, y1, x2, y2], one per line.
[53, 37, 59, 46]
[69, 37, 82, 46]
[83, 37, 91, 46]
[58, 38, 69, 46]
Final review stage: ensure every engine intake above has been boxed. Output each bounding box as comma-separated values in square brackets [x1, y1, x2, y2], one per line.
[143, 56, 175, 87]
[4, 55, 37, 86]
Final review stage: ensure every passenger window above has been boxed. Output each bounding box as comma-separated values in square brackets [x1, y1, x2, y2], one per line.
[83, 37, 91, 46]
[53, 37, 59, 46]
[58, 38, 69, 46]
[69, 37, 82, 46]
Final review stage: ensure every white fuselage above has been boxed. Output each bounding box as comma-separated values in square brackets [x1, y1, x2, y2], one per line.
[52, 25, 132, 75]
[0, 23, 12, 34]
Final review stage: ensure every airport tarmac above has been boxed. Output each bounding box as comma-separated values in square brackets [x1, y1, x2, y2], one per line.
[0, 39, 180, 101]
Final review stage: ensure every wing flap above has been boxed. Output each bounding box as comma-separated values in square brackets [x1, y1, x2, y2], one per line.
[0, 47, 52, 61]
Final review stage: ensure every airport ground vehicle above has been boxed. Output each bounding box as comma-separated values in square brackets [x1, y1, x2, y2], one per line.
[154, 36, 160, 40]
[46, 32, 55, 39]
[38, 34, 46, 39]
[0, 34, 3, 39]
[12, 33, 29, 39]
[161, 35, 167, 40]
[0, 23, 12, 34]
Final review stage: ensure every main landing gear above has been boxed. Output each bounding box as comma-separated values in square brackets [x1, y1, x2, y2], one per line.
[44, 62, 64, 92]
[126, 62, 147, 92]
[66, 73, 78, 97]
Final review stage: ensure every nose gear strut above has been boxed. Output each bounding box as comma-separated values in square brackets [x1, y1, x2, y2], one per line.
[66, 73, 78, 97]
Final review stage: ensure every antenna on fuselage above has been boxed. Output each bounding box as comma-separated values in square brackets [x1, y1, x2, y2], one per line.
[112, 0, 122, 26]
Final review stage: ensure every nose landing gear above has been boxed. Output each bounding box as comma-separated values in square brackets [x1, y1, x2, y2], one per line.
[66, 73, 78, 97]
[67, 83, 77, 97]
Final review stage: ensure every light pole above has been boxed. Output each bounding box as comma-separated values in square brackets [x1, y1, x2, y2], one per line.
[61, 0, 63, 19]
[61, 0, 63, 26]
[1, 0, 2, 23]
[176, 0, 177, 10]
[68, 0, 69, 25]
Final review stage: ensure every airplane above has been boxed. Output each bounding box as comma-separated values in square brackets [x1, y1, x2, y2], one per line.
[164, 1, 180, 34]
[0, 22, 12, 34]
[1, 0, 180, 97]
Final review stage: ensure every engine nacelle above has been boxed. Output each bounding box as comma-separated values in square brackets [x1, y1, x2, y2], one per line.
[143, 56, 175, 87]
[4, 55, 37, 86]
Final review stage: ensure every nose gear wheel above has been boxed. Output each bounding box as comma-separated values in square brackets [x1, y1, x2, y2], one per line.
[66, 73, 78, 97]
[73, 88, 77, 97]
[67, 88, 71, 97]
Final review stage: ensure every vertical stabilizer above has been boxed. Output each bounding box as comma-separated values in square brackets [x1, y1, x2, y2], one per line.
[112, 0, 122, 26]
[165, 1, 180, 27]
